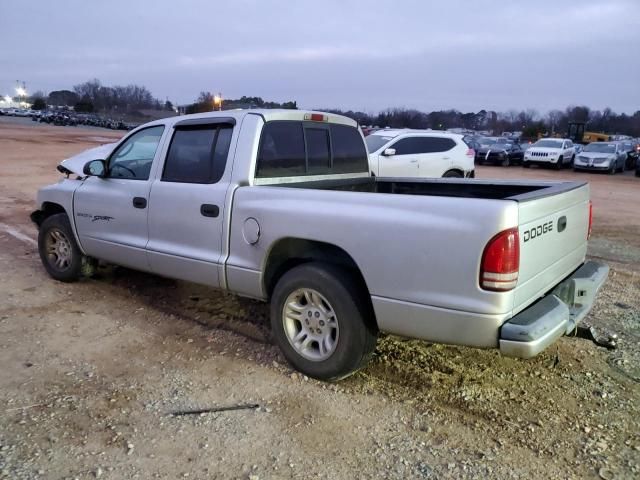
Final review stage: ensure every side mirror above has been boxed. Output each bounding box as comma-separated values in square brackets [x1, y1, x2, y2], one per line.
[83, 159, 106, 177]
[383, 148, 396, 156]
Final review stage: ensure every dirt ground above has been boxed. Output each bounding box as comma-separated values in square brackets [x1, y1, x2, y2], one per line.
[0, 117, 638, 480]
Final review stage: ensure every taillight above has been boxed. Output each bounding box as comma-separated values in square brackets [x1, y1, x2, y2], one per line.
[466, 148, 475, 157]
[480, 227, 520, 291]
[587, 200, 593, 240]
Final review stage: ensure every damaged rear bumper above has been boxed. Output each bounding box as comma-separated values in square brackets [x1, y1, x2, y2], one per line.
[499, 260, 609, 358]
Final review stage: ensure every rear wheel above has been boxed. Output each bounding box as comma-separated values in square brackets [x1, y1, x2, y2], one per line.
[38, 213, 83, 282]
[442, 170, 463, 178]
[270, 262, 378, 381]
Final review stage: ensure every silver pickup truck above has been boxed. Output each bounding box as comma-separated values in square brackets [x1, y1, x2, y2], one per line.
[31, 110, 608, 380]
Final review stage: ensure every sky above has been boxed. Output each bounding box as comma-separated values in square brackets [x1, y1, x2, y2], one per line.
[1, 0, 639, 114]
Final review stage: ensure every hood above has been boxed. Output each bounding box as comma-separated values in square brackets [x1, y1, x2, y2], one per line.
[478, 146, 507, 153]
[59, 142, 118, 176]
[579, 151, 615, 158]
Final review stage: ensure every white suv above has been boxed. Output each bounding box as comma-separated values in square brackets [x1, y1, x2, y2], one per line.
[365, 129, 475, 178]
[523, 138, 576, 169]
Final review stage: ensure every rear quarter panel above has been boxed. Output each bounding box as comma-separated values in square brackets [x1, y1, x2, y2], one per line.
[226, 186, 519, 316]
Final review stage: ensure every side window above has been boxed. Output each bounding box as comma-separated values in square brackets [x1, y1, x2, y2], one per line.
[427, 137, 457, 152]
[392, 137, 422, 155]
[107, 126, 164, 180]
[256, 121, 305, 178]
[392, 137, 456, 155]
[162, 125, 233, 184]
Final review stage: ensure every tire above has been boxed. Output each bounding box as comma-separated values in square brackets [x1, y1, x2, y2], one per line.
[523, 161, 531, 168]
[442, 170, 463, 178]
[555, 156, 563, 170]
[501, 157, 511, 167]
[270, 262, 378, 381]
[570, 155, 575, 167]
[635, 169, 640, 177]
[38, 213, 83, 282]
[609, 163, 616, 175]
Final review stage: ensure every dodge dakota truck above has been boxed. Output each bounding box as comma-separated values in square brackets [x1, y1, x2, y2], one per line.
[31, 109, 609, 380]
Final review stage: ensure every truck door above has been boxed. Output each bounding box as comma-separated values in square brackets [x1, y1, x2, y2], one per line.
[378, 137, 421, 177]
[145, 119, 235, 287]
[73, 125, 166, 272]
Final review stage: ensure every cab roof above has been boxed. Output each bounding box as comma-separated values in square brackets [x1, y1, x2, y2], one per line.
[144, 109, 358, 129]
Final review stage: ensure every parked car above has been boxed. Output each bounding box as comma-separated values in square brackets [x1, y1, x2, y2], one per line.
[522, 138, 576, 169]
[31, 109, 608, 380]
[366, 129, 475, 178]
[620, 140, 639, 170]
[463, 134, 482, 152]
[476, 137, 524, 166]
[573, 142, 627, 174]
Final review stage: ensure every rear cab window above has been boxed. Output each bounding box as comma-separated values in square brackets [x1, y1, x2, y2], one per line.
[255, 120, 368, 182]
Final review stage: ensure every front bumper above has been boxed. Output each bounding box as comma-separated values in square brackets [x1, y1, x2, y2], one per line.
[573, 163, 610, 171]
[524, 157, 558, 164]
[499, 261, 609, 358]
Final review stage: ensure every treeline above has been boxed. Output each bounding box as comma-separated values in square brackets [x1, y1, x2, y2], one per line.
[322, 105, 640, 137]
[185, 93, 296, 114]
[29, 79, 172, 114]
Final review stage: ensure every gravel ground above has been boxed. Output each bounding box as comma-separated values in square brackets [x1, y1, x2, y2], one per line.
[0, 117, 638, 479]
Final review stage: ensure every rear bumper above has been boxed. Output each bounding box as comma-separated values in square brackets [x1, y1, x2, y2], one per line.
[499, 260, 609, 358]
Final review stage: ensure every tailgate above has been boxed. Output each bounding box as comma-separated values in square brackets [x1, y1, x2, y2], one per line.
[513, 184, 590, 315]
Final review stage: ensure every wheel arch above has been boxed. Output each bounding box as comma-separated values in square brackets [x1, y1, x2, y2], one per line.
[262, 237, 376, 325]
[442, 168, 465, 178]
[30, 201, 68, 227]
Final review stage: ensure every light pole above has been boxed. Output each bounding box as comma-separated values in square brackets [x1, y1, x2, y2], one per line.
[213, 93, 222, 111]
[15, 81, 27, 108]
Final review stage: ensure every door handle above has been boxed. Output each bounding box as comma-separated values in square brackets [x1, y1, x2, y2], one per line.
[410, 159, 418, 163]
[132, 197, 147, 209]
[200, 204, 219, 218]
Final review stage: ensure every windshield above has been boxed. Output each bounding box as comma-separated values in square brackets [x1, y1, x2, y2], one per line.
[365, 135, 394, 153]
[583, 143, 615, 153]
[534, 140, 564, 148]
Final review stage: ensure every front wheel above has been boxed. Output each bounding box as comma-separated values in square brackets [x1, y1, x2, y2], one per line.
[501, 157, 511, 167]
[270, 263, 378, 381]
[555, 156, 564, 170]
[38, 213, 84, 282]
[523, 161, 531, 168]
[442, 170, 463, 178]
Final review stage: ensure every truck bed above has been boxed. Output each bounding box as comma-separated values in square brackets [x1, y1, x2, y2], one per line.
[280, 176, 586, 202]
